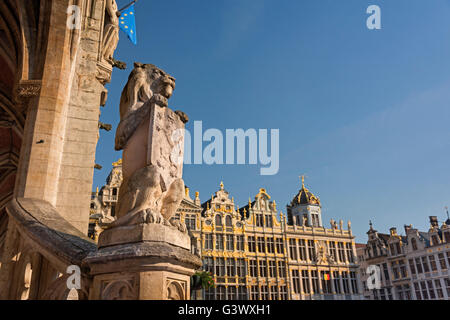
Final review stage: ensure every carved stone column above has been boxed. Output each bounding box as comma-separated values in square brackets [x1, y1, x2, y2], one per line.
[84, 221, 201, 300]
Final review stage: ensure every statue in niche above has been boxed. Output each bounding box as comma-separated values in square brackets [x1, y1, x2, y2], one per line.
[102, 0, 126, 69]
[111, 63, 188, 231]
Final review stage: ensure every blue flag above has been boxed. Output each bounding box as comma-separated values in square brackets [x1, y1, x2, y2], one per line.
[119, 4, 137, 45]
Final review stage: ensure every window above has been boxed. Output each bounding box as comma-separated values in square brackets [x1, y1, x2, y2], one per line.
[446, 252, 450, 269]
[248, 236, 256, 252]
[270, 286, 278, 300]
[265, 215, 273, 228]
[269, 261, 276, 278]
[415, 258, 423, 274]
[216, 258, 225, 277]
[216, 234, 224, 250]
[226, 235, 234, 251]
[311, 270, 319, 293]
[226, 258, 236, 277]
[404, 284, 411, 300]
[342, 271, 350, 294]
[292, 270, 301, 294]
[267, 238, 275, 253]
[203, 257, 214, 274]
[302, 270, 310, 294]
[420, 282, 429, 300]
[299, 239, 307, 261]
[411, 238, 418, 251]
[227, 286, 237, 300]
[225, 215, 232, 232]
[311, 213, 320, 227]
[429, 255, 437, 272]
[250, 286, 259, 300]
[257, 237, 265, 253]
[399, 260, 407, 278]
[329, 242, 337, 262]
[346, 243, 355, 263]
[333, 271, 341, 294]
[205, 287, 214, 300]
[185, 214, 196, 230]
[289, 239, 298, 260]
[236, 235, 244, 251]
[280, 286, 288, 300]
[237, 259, 246, 277]
[261, 285, 269, 300]
[421, 257, 430, 273]
[307, 240, 315, 261]
[216, 286, 226, 300]
[409, 259, 416, 275]
[380, 288, 386, 300]
[350, 272, 358, 294]
[414, 283, 422, 300]
[392, 261, 400, 280]
[238, 286, 247, 300]
[278, 261, 286, 278]
[338, 242, 345, 262]
[259, 260, 267, 277]
[387, 287, 393, 300]
[256, 214, 264, 227]
[389, 243, 396, 256]
[215, 215, 222, 230]
[249, 260, 257, 277]
[396, 286, 405, 300]
[382, 263, 390, 281]
[275, 238, 284, 254]
[438, 253, 447, 270]
[427, 280, 436, 299]
[395, 242, 401, 255]
[205, 234, 213, 250]
[435, 279, 444, 299]
[445, 278, 450, 297]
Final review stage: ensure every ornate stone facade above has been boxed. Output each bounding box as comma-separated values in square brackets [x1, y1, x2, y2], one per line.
[91, 168, 362, 300]
[0, 0, 125, 300]
[357, 218, 450, 300]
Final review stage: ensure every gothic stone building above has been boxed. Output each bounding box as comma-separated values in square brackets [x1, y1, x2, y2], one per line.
[357, 218, 450, 300]
[91, 164, 362, 300]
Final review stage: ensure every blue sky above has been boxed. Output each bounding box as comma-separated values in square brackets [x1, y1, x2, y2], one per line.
[95, 0, 450, 242]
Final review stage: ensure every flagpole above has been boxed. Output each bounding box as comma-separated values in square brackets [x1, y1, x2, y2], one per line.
[119, 0, 138, 12]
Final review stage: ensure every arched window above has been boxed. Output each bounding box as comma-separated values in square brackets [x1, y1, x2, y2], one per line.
[411, 238, 418, 251]
[225, 215, 232, 226]
[215, 215, 222, 226]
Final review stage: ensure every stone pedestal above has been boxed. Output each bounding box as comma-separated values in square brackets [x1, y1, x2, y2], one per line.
[83, 223, 202, 300]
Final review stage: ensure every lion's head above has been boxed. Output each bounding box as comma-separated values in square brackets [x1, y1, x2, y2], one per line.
[119, 62, 176, 120]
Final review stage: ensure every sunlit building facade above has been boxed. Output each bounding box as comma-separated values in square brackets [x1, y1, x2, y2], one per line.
[90, 163, 361, 300]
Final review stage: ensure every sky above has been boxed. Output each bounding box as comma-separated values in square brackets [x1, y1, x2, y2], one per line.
[94, 0, 450, 243]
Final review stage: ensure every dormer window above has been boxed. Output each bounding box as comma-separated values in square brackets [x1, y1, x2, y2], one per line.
[411, 238, 418, 251]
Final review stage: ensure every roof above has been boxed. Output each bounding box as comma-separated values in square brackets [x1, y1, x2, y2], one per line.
[289, 176, 321, 207]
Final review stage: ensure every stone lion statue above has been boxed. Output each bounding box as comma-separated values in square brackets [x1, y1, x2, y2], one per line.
[112, 63, 188, 230]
